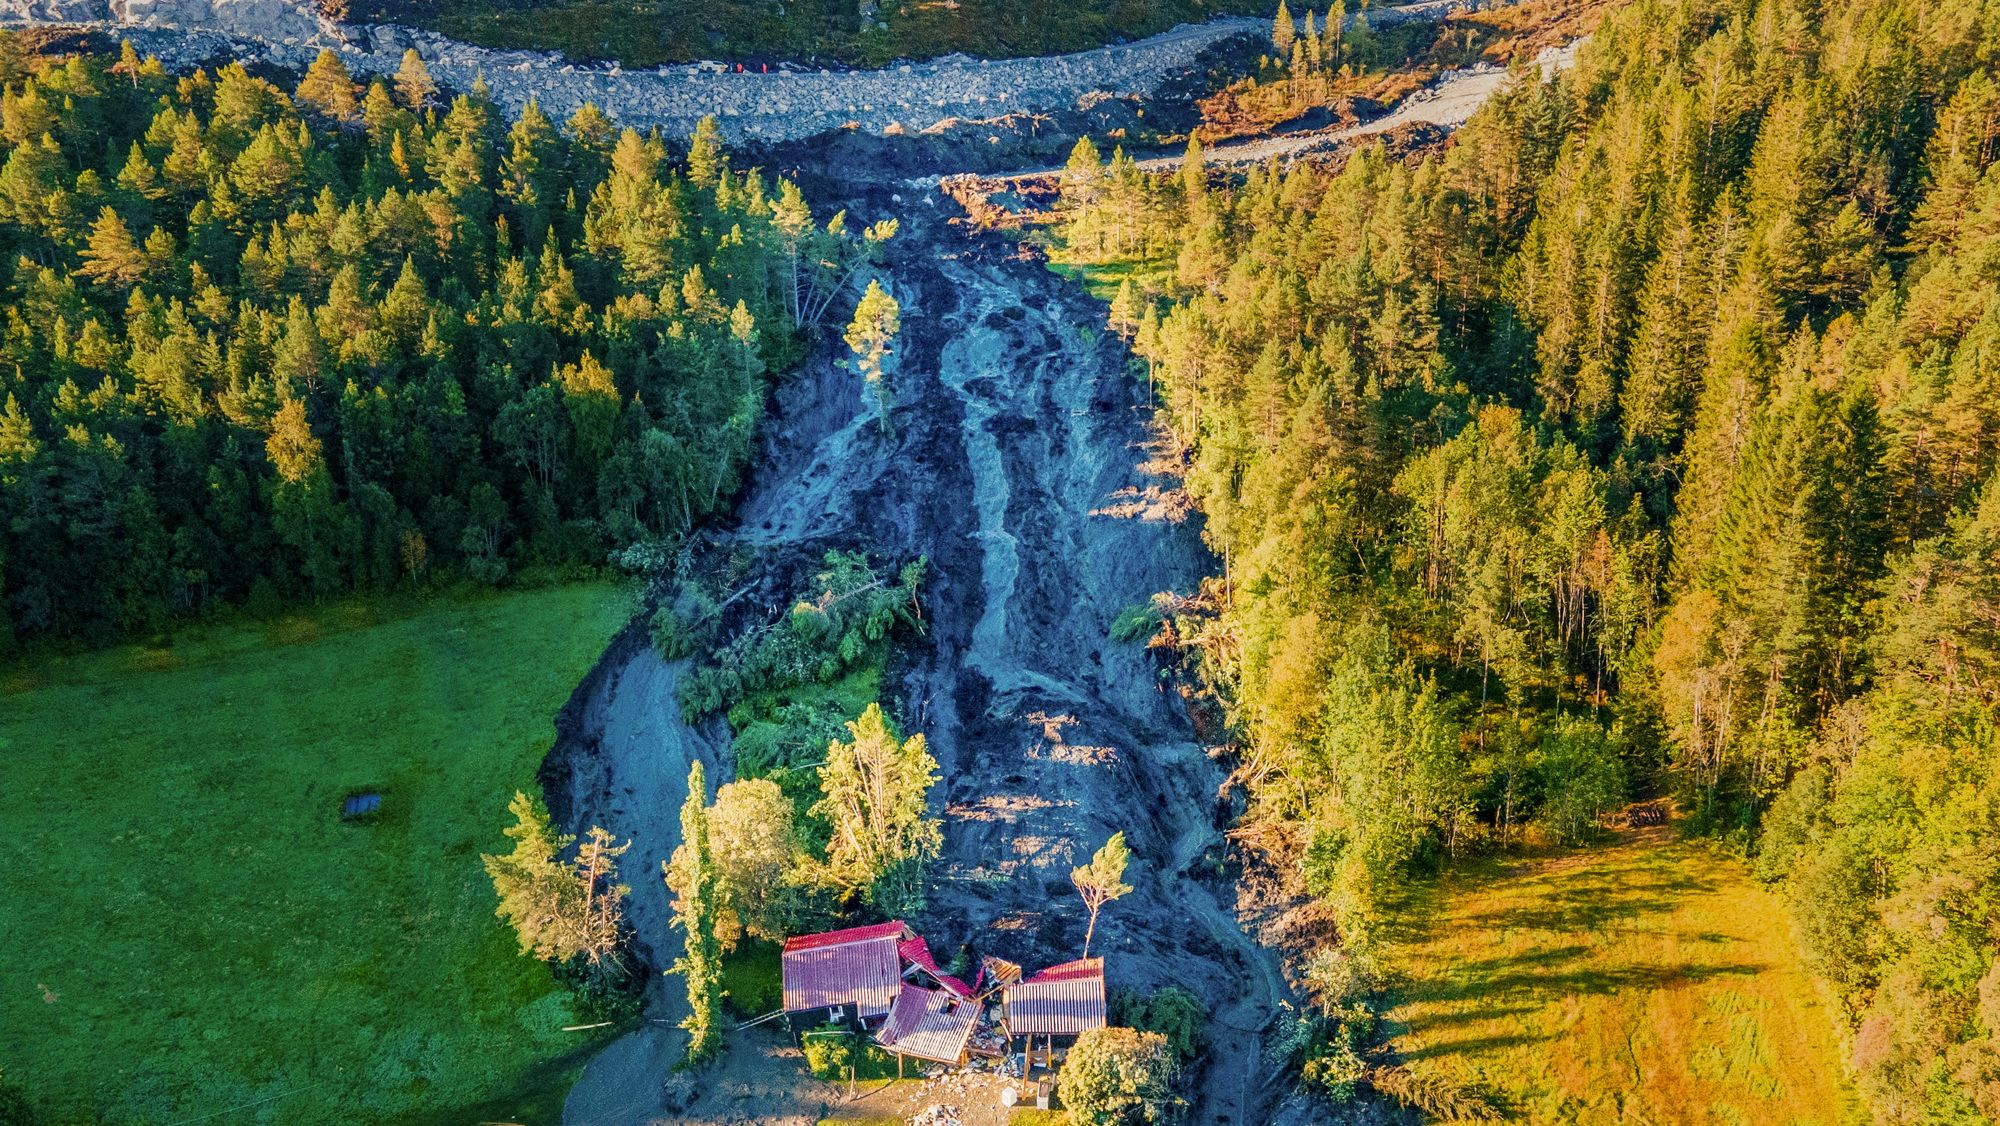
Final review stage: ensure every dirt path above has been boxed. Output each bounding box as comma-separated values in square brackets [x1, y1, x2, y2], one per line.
[542, 643, 732, 1123]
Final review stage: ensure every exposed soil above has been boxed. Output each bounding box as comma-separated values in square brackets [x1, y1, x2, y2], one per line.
[549, 197, 1293, 1125]
[542, 15, 1586, 1126]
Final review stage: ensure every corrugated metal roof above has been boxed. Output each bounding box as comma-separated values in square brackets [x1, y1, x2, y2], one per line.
[1002, 957, 1107, 1036]
[898, 936, 975, 998]
[874, 985, 980, 1065]
[1023, 958, 1102, 983]
[781, 922, 911, 1017]
[782, 920, 909, 953]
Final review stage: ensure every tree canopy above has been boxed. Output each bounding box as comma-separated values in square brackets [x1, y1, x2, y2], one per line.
[1055, 0, 2000, 1116]
[0, 43, 888, 652]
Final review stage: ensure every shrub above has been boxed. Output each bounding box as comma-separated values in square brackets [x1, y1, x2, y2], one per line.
[801, 1023, 897, 1081]
[652, 604, 695, 659]
[1058, 1027, 1180, 1125]
[1109, 602, 1164, 644]
[1109, 986, 1207, 1066]
[1269, 1001, 1376, 1103]
[1533, 716, 1625, 846]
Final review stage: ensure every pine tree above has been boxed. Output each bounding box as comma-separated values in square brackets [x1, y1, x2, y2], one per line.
[76, 206, 145, 291]
[1072, 832, 1133, 957]
[845, 279, 902, 435]
[0, 393, 39, 481]
[687, 114, 725, 189]
[1272, 0, 1296, 54]
[266, 397, 324, 486]
[1108, 277, 1139, 341]
[669, 760, 724, 1065]
[296, 49, 359, 124]
[393, 48, 437, 111]
[501, 99, 557, 244]
[111, 40, 142, 87]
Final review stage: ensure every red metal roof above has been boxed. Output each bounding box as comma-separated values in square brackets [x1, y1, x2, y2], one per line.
[1024, 958, 1102, 983]
[781, 922, 911, 1017]
[874, 985, 980, 1064]
[1002, 957, 1107, 1036]
[899, 936, 975, 999]
[782, 920, 910, 953]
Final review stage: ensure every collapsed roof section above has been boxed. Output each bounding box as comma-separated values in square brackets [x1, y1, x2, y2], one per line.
[900, 934, 977, 998]
[873, 984, 982, 1064]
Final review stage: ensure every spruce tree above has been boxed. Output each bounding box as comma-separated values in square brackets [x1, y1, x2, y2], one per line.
[482, 790, 576, 961]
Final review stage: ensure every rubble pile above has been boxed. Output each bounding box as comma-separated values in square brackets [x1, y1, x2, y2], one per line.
[911, 1104, 965, 1126]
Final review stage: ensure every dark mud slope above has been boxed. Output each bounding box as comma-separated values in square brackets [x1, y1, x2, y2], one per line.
[554, 203, 1289, 1125]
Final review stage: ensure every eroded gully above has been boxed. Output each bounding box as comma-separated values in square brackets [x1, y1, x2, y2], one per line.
[547, 205, 1290, 1125]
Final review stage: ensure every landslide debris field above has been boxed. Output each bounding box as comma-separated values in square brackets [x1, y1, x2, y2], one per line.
[552, 206, 1290, 1126]
[542, 7, 1599, 1126]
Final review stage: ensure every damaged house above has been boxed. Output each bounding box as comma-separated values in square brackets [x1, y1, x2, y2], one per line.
[779, 922, 1107, 1072]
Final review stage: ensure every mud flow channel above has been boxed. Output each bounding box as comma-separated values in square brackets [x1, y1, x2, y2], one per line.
[549, 203, 1288, 1126]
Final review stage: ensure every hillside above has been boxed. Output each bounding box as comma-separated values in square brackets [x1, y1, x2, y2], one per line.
[1383, 830, 1861, 1125]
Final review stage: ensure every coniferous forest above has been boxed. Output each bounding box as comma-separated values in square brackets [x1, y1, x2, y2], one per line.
[4, 0, 2000, 1123]
[1058, 0, 2000, 1118]
[0, 44, 886, 651]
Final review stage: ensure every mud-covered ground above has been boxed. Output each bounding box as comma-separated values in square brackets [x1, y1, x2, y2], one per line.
[542, 15, 1587, 1124]
[546, 191, 1294, 1125]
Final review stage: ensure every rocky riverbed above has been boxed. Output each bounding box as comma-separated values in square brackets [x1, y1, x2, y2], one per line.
[0, 0, 1522, 142]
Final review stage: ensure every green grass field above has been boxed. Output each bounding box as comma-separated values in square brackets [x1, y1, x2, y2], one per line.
[0, 584, 634, 1125]
[1381, 830, 1862, 1126]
